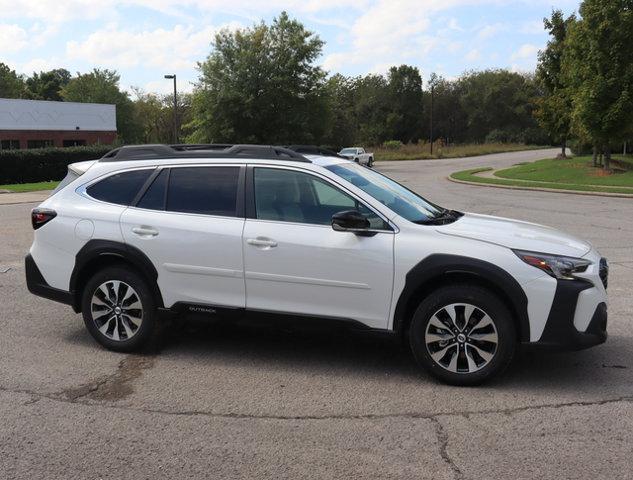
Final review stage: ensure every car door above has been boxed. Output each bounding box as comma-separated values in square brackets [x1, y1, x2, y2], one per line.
[242, 165, 395, 329]
[121, 165, 246, 309]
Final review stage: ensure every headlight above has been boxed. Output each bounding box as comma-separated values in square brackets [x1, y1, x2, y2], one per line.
[513, 250, 592, 280]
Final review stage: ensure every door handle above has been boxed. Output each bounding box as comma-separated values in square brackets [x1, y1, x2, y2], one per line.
[246, 237, 278, 248]
[132, 226, 159, 237]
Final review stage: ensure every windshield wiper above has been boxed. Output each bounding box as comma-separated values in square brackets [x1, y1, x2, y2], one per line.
[414, 209, 463, 225]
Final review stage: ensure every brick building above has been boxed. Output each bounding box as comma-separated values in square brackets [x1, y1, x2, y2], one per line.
[0, 98, 117, 150]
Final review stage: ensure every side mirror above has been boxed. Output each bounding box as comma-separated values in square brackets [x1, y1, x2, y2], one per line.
[332, 210, 370, 232]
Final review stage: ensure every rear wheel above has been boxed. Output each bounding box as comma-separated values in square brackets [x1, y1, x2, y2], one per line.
[81, 266, 160, 352]
[408, 284, 516, 385]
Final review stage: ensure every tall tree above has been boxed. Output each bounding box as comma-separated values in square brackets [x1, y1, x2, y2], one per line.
[0, 63, 26, 98]
[61, 69, 141, 143]
[563, 0, 633, 170]
[188, 12, 328, 144]
[386, 65, 423, 143]
[25, 69, 71, 101]
[535, 10, 575, 157]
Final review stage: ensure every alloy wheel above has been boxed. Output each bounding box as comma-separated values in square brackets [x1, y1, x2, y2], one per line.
[424, 303, 498, 374]
[90, 280, 143, 341]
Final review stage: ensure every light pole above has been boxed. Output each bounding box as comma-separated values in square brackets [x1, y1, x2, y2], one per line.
[429, 84, 434, 155]
[164, 74, 177, 144]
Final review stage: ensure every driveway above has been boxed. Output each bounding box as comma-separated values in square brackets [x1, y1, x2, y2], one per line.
[1, 148, 632, 479]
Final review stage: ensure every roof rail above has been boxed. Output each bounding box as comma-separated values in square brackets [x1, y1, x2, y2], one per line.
[99, 144, 311, 163]
[287, 145, 345, 158]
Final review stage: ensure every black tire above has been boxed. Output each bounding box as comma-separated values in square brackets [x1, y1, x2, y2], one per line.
[368, 157, 374, 167]
[81, 265, 161, 352]
[354, 157, 359, 163]
[408, 284, 516, 386]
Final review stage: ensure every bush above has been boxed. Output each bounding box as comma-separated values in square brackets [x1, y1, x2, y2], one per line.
[383, 140, 403, 150]
[0, 145, 114, 184]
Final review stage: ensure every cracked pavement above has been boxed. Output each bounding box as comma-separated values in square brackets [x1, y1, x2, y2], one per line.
[1, 148, 632, 479]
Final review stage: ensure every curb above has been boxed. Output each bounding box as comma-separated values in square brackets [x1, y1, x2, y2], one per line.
[448, 175, 633, 198]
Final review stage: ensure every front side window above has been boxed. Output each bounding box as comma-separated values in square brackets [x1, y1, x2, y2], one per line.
[325, 162, 444, 223]
[87, 169, 153, 206]
[167, 166, 239, 216]
[253, 167, 387, 229]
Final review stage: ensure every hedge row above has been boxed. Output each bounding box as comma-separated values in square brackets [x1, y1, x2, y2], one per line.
[0, 145, 115, 184]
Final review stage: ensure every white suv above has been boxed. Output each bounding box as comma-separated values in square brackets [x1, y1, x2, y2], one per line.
[26, 144, 609, 385]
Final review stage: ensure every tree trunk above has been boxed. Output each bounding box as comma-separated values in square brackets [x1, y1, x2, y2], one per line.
[592, 145, 598, 166]
[604, 146, 611, 171]
[561, 139, 567, 158]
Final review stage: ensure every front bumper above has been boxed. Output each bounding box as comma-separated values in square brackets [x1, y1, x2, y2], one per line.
[526, 256, 608, 351]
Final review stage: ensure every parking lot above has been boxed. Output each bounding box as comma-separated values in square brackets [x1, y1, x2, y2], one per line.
[1, 148, 632, 479]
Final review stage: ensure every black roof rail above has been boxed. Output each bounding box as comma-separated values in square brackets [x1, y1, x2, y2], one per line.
[99, 144, 310, 162]
[287, 145, 345, 158]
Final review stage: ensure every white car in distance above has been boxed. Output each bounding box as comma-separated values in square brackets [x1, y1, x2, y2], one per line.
[338, 147, 374, 167]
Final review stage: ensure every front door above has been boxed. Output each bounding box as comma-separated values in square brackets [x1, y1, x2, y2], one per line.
[243, 166, 394, 329]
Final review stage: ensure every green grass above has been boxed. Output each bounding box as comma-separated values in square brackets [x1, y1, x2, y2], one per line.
[374, 142, 547, 161]
[0, 181, 59, 193]
[451, 156, 633, 195]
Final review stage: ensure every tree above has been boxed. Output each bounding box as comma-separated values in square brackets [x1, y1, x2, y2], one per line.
[188, 12, 328, 144]
[25, 69, 71, 101]
[61, 69, 141, 143]
[0, 63, 26, 98]
[535, 10, 576, 157]
[563, 0, 633, 170]
[133, 88, 193, 144]
[386, 65, 423, 143]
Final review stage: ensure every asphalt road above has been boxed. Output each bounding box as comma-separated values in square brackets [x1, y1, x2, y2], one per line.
[1, 148, 632, 479]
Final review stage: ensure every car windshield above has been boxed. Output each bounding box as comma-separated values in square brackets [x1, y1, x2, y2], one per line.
[325, 163, 445, 223]
[340, 148, 357, 154]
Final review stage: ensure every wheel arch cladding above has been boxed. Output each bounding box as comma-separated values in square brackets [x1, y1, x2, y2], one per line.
[393, 254, 530, 342]
[70, 240, 164, 312]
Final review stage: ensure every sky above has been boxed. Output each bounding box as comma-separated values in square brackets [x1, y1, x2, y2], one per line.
[0, 0, 580, 96]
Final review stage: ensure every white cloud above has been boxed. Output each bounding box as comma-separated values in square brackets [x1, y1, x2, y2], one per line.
[477, 22, 506, 40]
[465, 49, 481, 61]
[520, 19, 545, 35]
[66, 23, 241, 71]
[0, 24, 28, 53]
[511, 43, 539, 60]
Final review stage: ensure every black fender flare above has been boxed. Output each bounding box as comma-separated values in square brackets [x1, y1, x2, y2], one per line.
[393, 254, 530, 342]
[69, 239, 164, 312]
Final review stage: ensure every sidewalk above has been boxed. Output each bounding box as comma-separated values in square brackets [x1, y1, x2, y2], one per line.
[0, 190, 51, 205]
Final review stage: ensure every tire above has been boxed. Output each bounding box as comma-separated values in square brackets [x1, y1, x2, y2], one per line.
[408, 284, 516, 386]
[368, 157, 374, 167]
[354, 157, 359, 163]
[81, 265, 161, 352]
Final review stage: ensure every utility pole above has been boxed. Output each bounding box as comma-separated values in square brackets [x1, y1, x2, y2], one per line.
[429, 84, 434, 155]
[164, 74, 177, 143]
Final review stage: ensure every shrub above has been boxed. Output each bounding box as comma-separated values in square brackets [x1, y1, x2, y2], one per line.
[383, 140, 403, 150]
[0, 145, 114, 184]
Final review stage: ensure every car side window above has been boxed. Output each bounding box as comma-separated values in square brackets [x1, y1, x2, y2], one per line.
[167, 166, 240, 217]
[253, 167, 388, 229]
[87, 169, 153, 206]
[137, 168, 169, 210]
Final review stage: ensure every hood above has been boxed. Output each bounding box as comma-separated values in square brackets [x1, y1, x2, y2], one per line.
[437, 213, 592, 257]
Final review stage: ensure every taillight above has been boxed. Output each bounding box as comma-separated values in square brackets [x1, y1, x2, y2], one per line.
[31, 208, 57, 230]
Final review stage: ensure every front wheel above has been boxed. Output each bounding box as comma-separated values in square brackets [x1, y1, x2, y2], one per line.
[81, 265, 160, 352]
[367, 157, 374, 167]
[408, 284, 516, 386]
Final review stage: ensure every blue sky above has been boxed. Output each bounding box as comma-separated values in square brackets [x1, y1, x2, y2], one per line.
[0, 0, 579, 96]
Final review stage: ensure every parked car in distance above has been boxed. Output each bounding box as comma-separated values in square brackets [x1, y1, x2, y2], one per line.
[26, 143, 608, 386]
[338, 147, 374, 167]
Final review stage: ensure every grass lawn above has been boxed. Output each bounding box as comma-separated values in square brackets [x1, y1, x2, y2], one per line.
[374, 142, 546, 161]
[0, 181, 59, 193]
[450, 156, 633, 195]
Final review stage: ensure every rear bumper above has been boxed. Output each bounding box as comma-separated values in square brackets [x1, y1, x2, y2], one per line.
[525, 278, 607, 351]
[25, 253, 74, 307]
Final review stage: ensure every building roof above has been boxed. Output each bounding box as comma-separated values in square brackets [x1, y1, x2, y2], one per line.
[0, 98, 116, 132]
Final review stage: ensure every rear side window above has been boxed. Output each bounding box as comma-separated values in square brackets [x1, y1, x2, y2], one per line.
[87, 169, 153, 206]
[137, 168, 169, 210]
[167, 167, 240, 216]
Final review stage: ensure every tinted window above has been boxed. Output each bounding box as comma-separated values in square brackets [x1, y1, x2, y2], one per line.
[137, 168, 168, 210]
[254, 168, 387, 228]
[87, 169, 153, 206]
[167, 167, 239, 216]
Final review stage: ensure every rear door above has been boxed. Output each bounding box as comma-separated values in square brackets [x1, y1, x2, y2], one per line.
[121, 165, 246, 309]
[242, 165, 395, 329]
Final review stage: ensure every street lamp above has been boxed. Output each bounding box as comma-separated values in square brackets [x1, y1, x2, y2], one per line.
[164, 74, 177, 144]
